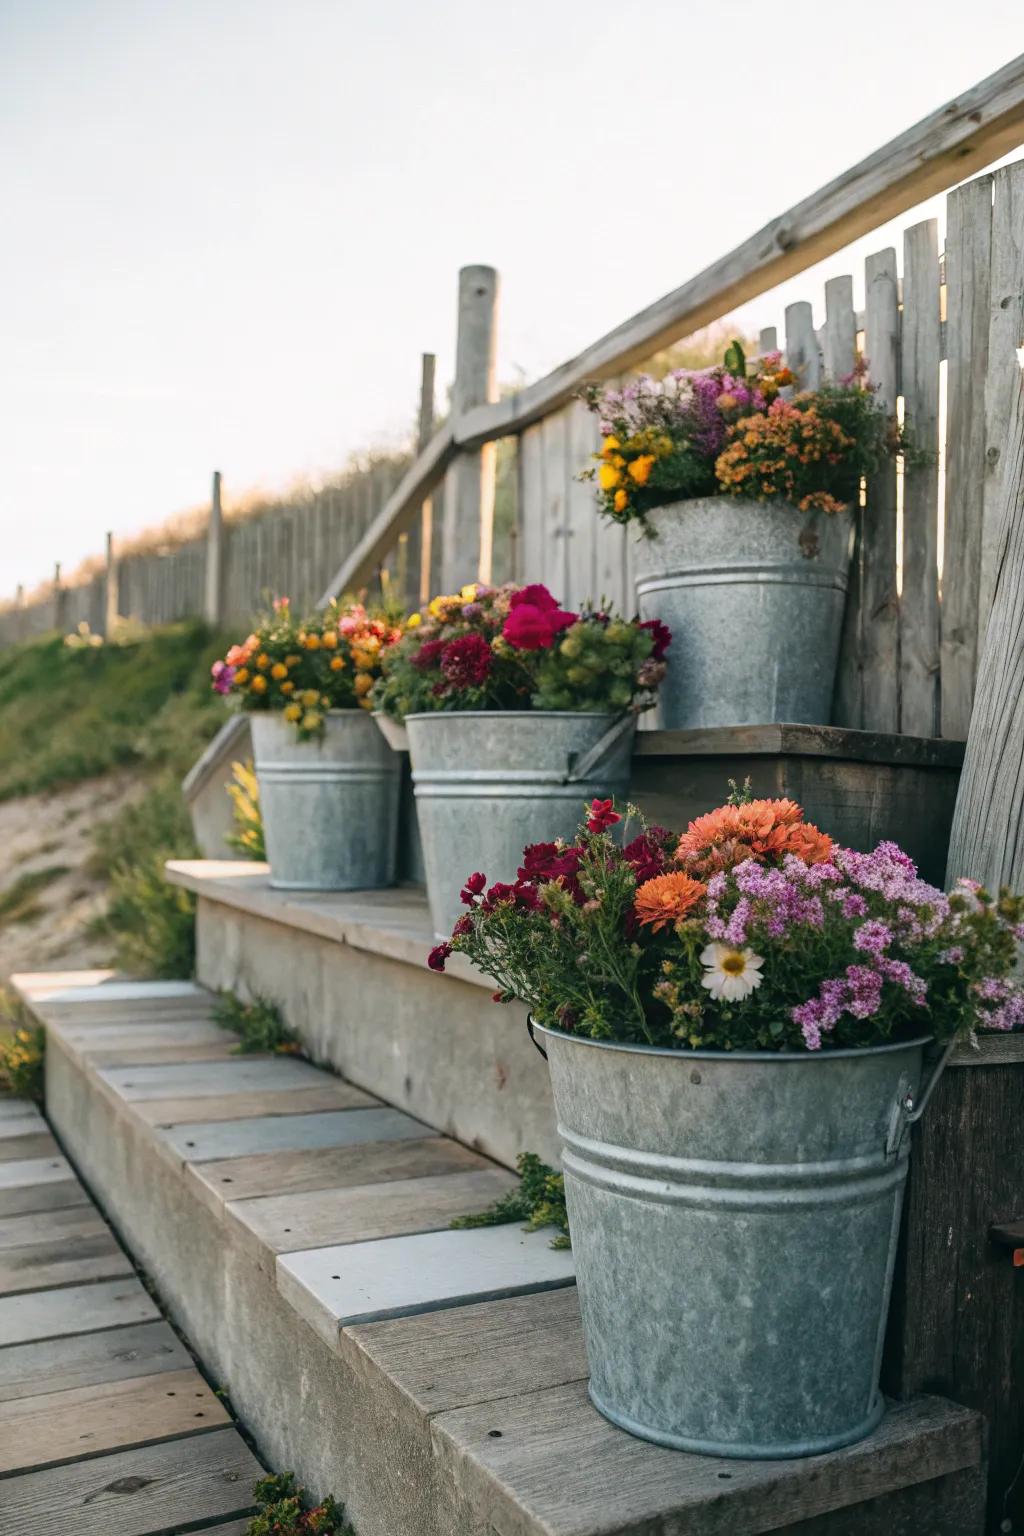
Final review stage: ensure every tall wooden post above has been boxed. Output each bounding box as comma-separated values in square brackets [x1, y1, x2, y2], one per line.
[416, 353, 436, 605]
[52, 562, 64, 635]
[205, 470, 224, 626]
[14, 585, 24, 644]
[441, 266, 498, 592]
[945, 355, 1024, 891]
[104, 531, 119, 636]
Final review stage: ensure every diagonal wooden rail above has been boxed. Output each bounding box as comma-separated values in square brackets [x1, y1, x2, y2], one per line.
[321, 53, 1024, 605]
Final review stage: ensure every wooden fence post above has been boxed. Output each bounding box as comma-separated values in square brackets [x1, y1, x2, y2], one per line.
[945, 353, 1024, 891]
[441, 266, 498, 592]
[104, 531, 119, 637]
[52, 563, 64, 635]
[415, 353, 436, 605]
[205, 470, 224, 626]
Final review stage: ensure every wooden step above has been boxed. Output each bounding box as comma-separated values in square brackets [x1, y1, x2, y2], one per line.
[13, 970, 987, 1536]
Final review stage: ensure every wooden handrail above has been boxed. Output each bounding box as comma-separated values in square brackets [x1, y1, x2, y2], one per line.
[320, 54, 1024, 603]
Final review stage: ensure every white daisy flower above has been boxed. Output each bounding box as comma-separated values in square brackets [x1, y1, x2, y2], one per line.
[700, 943, 765, 1002]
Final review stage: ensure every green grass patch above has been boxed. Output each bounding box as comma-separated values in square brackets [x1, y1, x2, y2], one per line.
[450, 1151, 570, 1247]
[0, 619, 233, 799]
[0, 865, 69, 928]
[212, 990, 301, 1055]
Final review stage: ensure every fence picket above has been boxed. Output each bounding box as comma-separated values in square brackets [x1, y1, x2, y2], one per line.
[942, 174, 993, 738]
[980, 162, 1024, 634]
[824, 276, 856, 381]
[860, 250, 900, 733]
[900, 219, 942, 738]
[565, 401, 599, 608]
[518, 424, 545, 587]
[785, 301, 822, 389]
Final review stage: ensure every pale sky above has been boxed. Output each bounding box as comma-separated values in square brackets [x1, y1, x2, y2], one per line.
[2, 0, 1023, 597]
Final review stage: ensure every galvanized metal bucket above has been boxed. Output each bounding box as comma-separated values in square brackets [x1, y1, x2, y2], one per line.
[534, 1021, 949, 1458]
[406, 711, 635, 939]
[633, 497, 853, 730]
[250, 710, 400, 891]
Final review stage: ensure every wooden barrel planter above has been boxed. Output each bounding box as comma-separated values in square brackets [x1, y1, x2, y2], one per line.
[883, 1032, 1024, 1534]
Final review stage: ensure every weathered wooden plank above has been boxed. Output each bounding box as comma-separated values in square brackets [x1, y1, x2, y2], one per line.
[0, 1426, 261, 1535]
[0, 1366, 231, 1475]
[518, 423, 545, 589]
[860, 248, 900, 734]
[187, 1133, 487, 1211]
[80, 1041, 245, 1067]
[347, 1285, 588, 1417]
[0, 1101, 39, 1123]
[539, 407, 570, 597]
[97, 1057, 326, 1102]
[59, 1020, 229, 1051]
[278, 1224, 575, 1345]
[0, 1132, 60, 1163]
[900, 219, 942, 738]
[0, 1156, 74, 1191]
[132, 1081, 375, 1127]
[0, 1113, 43, 1141]
[229, 1167, 517, 1254]
[980, 160, 1024, 630]
[758, 325, 778, 355]
[785, 300, 822, 389]
[824, 274, 857, 381]
[0, 1279, 159, 1347]
[0, 1205, 108, 1252]
[564, 400, 599, 609]
[0, 1180, 89, 1220]
[431, 1386, 980, 1536]
[0, 1321, 188, 1401]
[0, 1230, 132, 1296]
[941, 175, 993, 738]
[159, 1105, 431, 1164]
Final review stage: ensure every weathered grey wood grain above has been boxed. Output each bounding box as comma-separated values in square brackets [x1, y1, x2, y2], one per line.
[0, 1155, 74, 1190]
[518, 422, 545, 592]
[540, 406, 570, 600]
[0, 1132, 59, 1164]
[0, 1366, 231, 1474]
[980, 160, 1024, 632]
[59, 1019, 231, 1051]
[431, 1386, 980, 1536]
[0, 1114, 43, 1141]
[0, 1279, 159, 1347]
[824, 274, 856, 382]
[347, 1285, 588, 1417]
[899, 219, 942, 738]
[785, 300, 822, 389]
[186, 1133, 487, 1211]
[228, 1167, 517, 1254]
[0, 1179, 88, 1220]
[0, 1426, 261, 1535]
[0, 1320, 188, 1400]
[565, 400, 600, 610]
[132, 1080, 376, 1126]
[0, 1100, 39, 1123]
[858, 249, 900, 735]
[941, 175, 993, 739]
[0, 1205, 107, 1251]
[758, 325, 778, 355]
[159, 1105, 432, 1165]
[0, 1229, 132, 1296]
[97, 1056, 326, 1102]
[440, 267, 499, 589]
[951, 1031, 1024, 1066]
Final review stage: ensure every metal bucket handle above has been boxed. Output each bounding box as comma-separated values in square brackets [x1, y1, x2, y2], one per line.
[885, 1035, 958, 1157]
[564, 713, 635, 785]
[527, 1016, 548, 1060]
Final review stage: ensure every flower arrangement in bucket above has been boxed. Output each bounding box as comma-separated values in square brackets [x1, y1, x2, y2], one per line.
[430, 786, 1023, 1457]
[212, 599, 406, 891]
[579, 345, 904, 730]
[372, 582, 670, 938]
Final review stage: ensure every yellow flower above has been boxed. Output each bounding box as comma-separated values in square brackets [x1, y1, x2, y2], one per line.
[271, 663, 288, 680]
[281, 680, 295, 695]
[285, 654, 301, 667]
[354, 672, 374, 697]
[614, 489, 629, 513]
[283, 703, 302, 722]
[320, 695, 330, 707]
[322, 630, 338, 649]
[301, 688, 320, 707]
[602, 435, 621, 454]
[628, 454, 656, 487]
[460, 583, 478, 601]
[330, 655, 345, 671]
[350, 649, 376, 672]
[256, 652, 270, 670]
[428, 593, 459, 620]
[406, 612, 422, 628]
[304, 634, 321, 650]
[302, 711, 322, 731]
[358, 695, 374, 710]
[234, 667, 250, 685]
[250, 674, 268, 694]
[598, 463, 621, 491]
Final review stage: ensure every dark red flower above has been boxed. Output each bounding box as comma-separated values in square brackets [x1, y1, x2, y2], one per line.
[452, 914, 473, 937]
[427, 941, 452, 972]
[460, 870, 487, 905]
[587, 798, 621, 834]
[623, 827, 673, 885]
[481, 879, 541, 914]
[440, 632, 493, 690]
[411, 639, 446, 671]
[502, 590, 577, 652]
[640, 618, 672, 661]
[517, 841, 584, 902]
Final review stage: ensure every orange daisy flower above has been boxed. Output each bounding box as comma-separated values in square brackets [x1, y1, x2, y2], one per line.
[676, 798, 831, 876]
[634, 872, 706, 932]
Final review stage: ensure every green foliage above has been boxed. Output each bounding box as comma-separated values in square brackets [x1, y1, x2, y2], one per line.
[90, 775, 198, 978]
[450, 1152, 570, 1248]
[0, 1016, 45, 1102]
[212, 990, 301, 1055]
[247, 1471, 352, 1535]
[0, 619, 232, 799]
[0, 866, 69, 929]
[226, 760, 265, 860]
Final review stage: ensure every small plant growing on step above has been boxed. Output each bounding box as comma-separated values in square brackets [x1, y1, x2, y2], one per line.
[450, 1151, 570, 1249]
[212, 991, 302, 1056]
[226, 759, 265, 861]
[0, 1022, 45, 1102]
[246, 1471, 353, 1534]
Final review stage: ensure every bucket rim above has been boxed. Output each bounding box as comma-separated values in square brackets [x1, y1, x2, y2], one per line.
[403, 709, 630, 724]
[530, 1017, 934, 1063]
